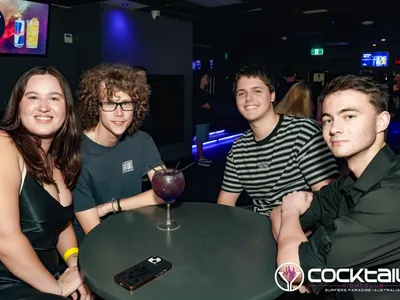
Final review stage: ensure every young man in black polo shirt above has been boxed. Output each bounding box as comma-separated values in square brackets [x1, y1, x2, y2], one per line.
[271, 75, 400, 299]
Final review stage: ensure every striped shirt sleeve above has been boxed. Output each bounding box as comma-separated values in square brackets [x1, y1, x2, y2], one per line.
[297, 132, 339, 186]
[221, 149, 243, 193]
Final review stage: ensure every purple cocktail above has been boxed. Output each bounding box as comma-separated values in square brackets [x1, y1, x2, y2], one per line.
[152, 168, 185, 231]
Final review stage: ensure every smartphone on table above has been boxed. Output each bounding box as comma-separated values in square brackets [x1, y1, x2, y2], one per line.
[114, 256, 172, 291]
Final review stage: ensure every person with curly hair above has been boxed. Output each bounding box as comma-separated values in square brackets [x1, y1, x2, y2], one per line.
[72, 63, 165, 243]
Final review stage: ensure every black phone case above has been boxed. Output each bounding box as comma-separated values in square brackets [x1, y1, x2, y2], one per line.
[114, 256, 172, 291]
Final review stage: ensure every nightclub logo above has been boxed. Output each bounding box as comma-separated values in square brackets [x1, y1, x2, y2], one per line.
[275, 262, 305, 292]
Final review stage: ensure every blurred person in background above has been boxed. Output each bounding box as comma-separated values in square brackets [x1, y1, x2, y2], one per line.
[194, 71, 212, 167]
[275, 67, 297, 104]
[275, 83, 313, 118]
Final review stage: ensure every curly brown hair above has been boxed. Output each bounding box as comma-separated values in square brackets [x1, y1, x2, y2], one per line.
[76, 63, 150, 134]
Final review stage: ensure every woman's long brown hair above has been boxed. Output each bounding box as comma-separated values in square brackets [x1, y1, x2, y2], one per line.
[0, 67, 81, 189]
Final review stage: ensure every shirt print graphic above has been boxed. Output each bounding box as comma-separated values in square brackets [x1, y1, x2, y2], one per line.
[122, 160, 134, 174]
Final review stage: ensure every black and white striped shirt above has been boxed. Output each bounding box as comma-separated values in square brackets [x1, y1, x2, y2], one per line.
[222, 114, 339, 216]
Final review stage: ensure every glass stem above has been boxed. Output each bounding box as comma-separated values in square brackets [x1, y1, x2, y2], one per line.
[166, 203, 171, 225]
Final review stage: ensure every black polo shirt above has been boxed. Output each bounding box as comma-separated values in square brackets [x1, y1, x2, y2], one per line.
[298, 145, 400, 300]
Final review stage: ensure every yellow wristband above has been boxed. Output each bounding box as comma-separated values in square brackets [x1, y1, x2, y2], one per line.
[63, 247, 79, 262]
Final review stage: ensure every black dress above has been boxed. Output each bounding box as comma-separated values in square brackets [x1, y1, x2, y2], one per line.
[0, 175, 73, 299]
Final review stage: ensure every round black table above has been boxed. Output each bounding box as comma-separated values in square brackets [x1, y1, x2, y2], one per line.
[79, 202, 284, 300]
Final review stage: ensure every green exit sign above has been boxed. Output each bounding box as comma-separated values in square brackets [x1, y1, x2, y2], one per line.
[311, 48, 324, 55]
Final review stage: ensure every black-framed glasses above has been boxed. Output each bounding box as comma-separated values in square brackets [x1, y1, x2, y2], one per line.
[99, 101, 135, 112]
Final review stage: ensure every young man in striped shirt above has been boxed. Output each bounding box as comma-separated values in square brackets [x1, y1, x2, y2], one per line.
[217, 66, 339, 216]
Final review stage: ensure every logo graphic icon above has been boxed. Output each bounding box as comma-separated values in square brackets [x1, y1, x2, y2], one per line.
[275, 262, 305, 292]
[122, 160, 134, 173]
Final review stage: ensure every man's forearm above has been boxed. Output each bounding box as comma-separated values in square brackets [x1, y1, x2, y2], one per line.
[270, 206, 282, 241]
[120, 190, 164, 211]
[217, 198, 236, 206]
[277, 210, 307, 272]
[217, 190, 239, 206]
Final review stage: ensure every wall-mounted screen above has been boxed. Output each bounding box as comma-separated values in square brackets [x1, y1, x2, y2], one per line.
[192, 60, 201, 71]
[361, 52, 389, 67]
[0, 0, 50, 55]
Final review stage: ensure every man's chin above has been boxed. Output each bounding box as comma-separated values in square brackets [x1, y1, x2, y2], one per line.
[109, 126, 128, 138]
[329, 150, 350, 159]
[243, 113, 261, 122]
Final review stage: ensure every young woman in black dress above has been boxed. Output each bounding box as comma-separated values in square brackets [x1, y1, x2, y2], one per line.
[0, 67, 93, 299]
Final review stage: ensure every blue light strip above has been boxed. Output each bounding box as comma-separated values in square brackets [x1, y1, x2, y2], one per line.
[192, 129, 226, 142]
[210, 130, 226, 135]
[218, 134, 242, 141]
[192, 133, 242, 149]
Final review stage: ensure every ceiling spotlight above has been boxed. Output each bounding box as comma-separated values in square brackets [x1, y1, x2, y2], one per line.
[381, 38, 386, 42]
[122, 3, 128, 6]
[372, 43, 376, 47]
[303, 9, 328, 14]
[282, 36, 287, 40]
[362, 21, 373, 25]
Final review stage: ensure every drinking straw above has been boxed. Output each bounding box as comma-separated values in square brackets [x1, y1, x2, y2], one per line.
[180, 162, 194, 172]
[148, 165, 158, 172]
[157, 159, 166, 170]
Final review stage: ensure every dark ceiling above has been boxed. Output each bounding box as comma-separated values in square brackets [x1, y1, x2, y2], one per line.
[49, 0, 400, 49]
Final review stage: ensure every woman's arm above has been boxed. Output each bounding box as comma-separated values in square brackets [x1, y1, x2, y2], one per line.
[55, 170, 79, 268]
[57, 222, 79, 267]
[0, 135, 60, 295]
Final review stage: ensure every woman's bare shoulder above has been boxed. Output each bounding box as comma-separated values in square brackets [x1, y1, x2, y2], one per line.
[0, 130, 14, 144]
[0, 130, 24, 168]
